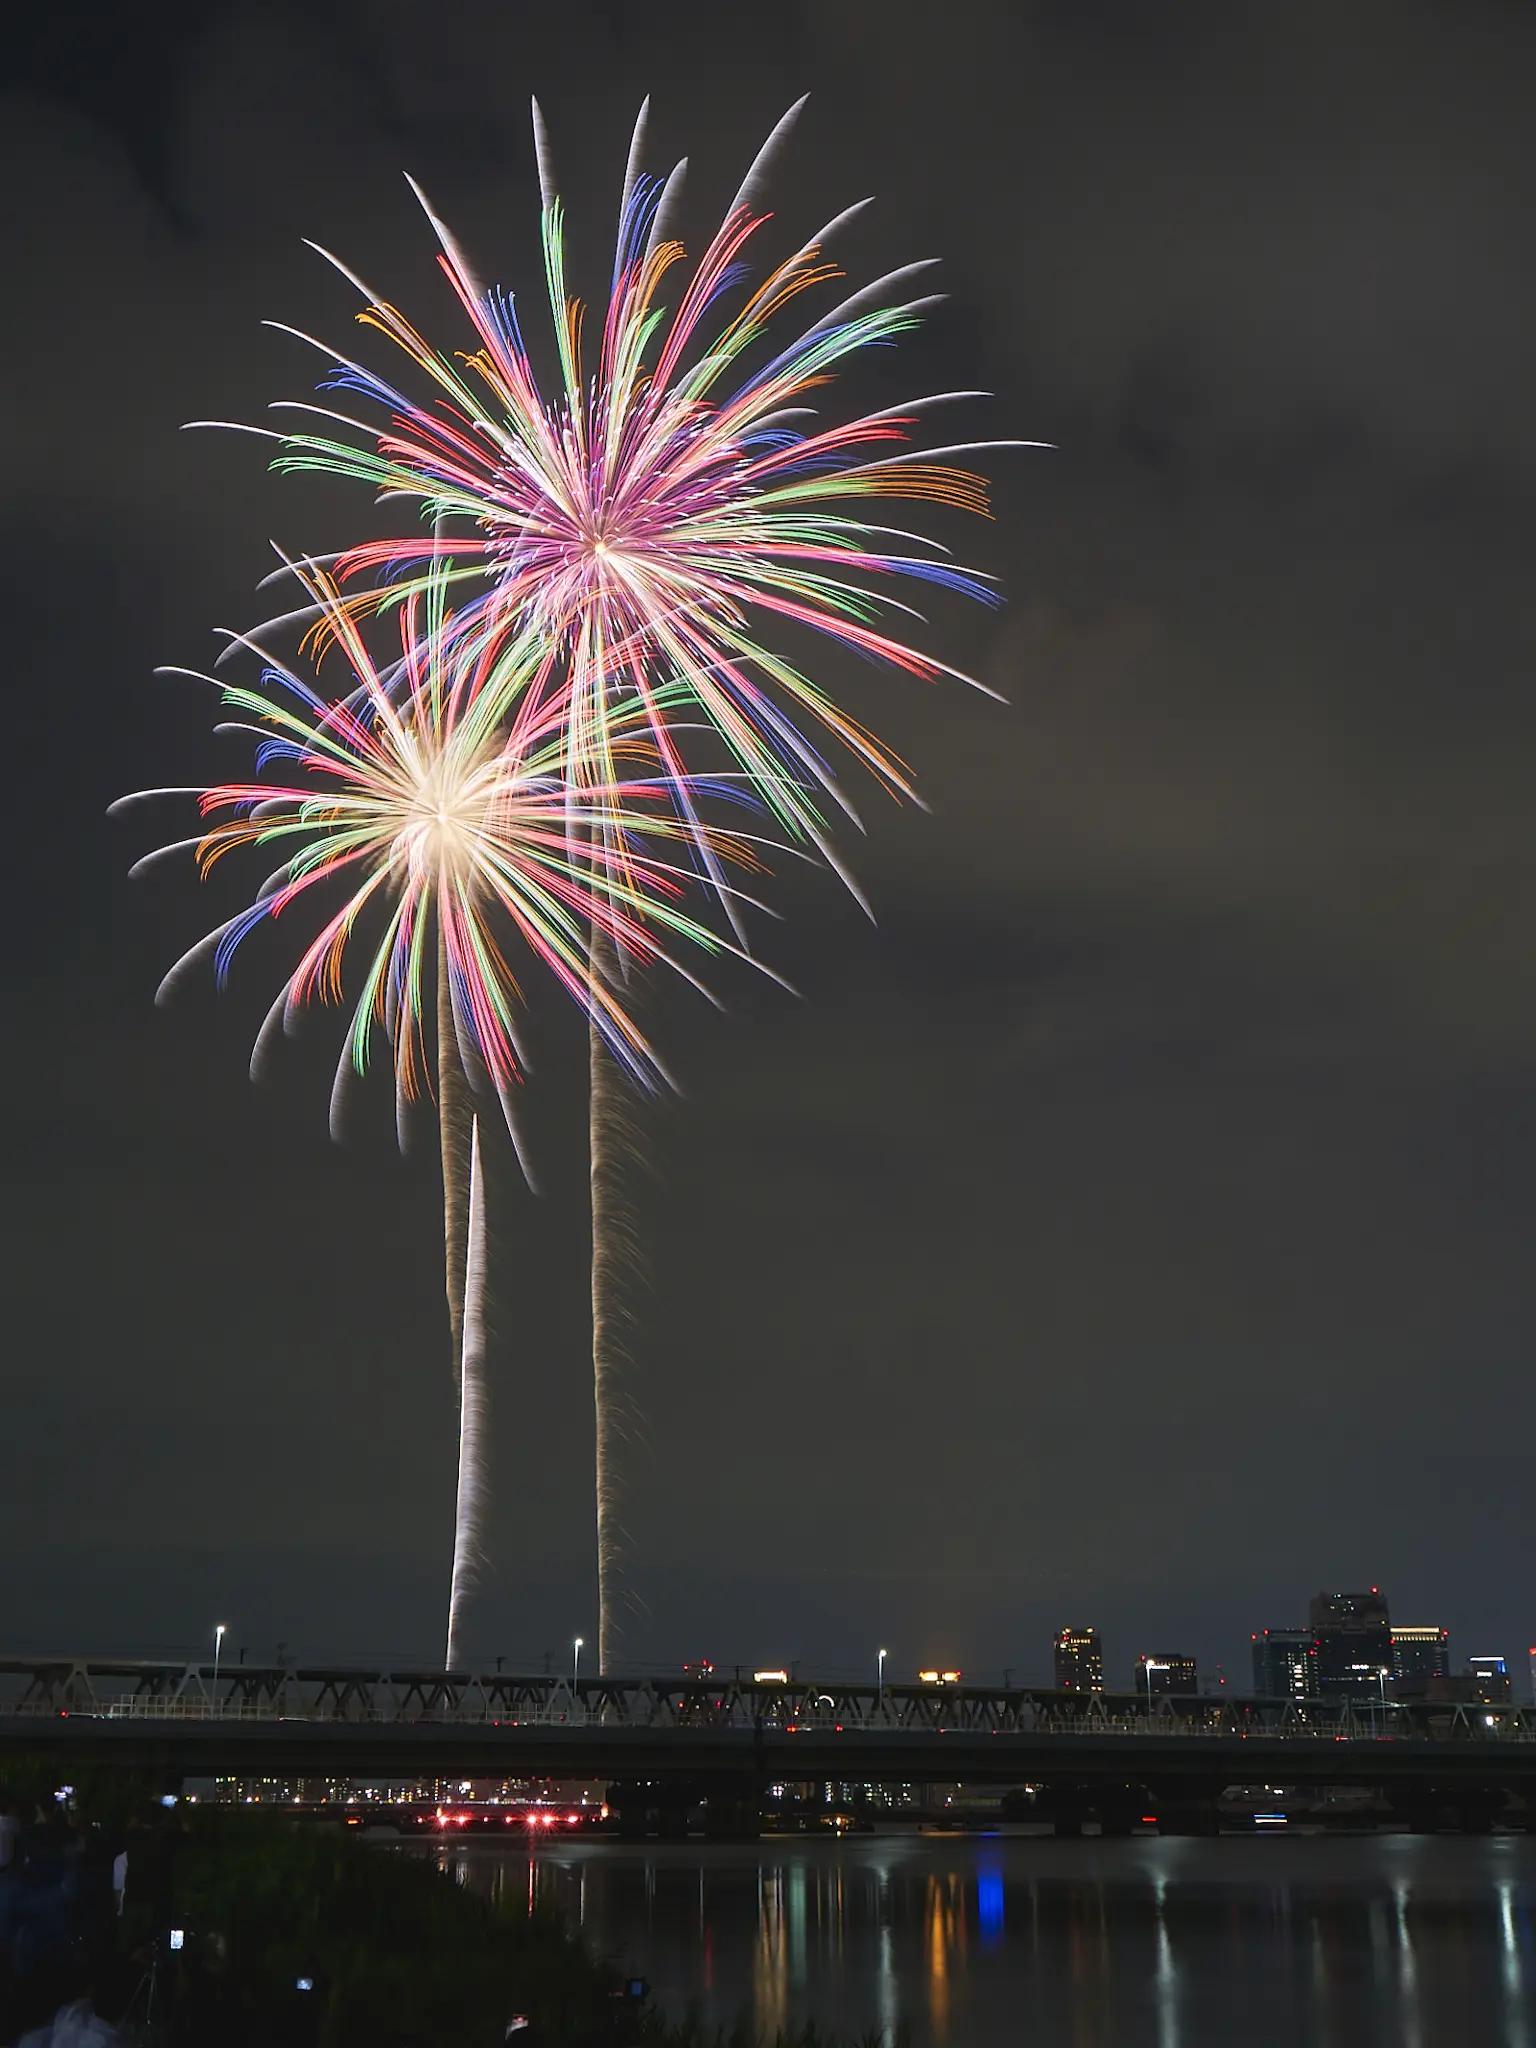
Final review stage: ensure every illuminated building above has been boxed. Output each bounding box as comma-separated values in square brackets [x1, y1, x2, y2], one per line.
[1250, 1629, 1319, 1701]
[1310, 1589, 1391, 1630]
[1466, 1655, 1511, 1702]
[1135, 1652, 1197, 1696]
[1053, 1627, 1103, 1692]
[1391, 1626, 1450, 1684]
[1310, 1588, 1392, 1700]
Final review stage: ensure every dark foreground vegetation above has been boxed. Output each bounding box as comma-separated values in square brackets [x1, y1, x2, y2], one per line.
[0, 1762, 896, 2047]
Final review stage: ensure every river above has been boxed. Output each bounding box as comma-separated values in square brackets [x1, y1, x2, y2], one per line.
[426, 1830, 1536, 2045]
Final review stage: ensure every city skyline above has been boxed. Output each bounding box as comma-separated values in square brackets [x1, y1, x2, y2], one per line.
[10, 1580, 1531, 1710]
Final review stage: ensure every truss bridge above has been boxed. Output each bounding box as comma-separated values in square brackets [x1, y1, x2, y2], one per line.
[5, 1655, 1535, 1833]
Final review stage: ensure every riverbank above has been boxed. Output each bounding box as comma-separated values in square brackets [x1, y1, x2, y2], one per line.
[0, 1763, 892, 2045]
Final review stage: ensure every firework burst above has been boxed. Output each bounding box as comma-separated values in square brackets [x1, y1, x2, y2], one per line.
[115, 556, 767, 1664]
[195, 97, 1028, 1670]
[118, 558, 756, 1113]
[214, 96, 1037, 903]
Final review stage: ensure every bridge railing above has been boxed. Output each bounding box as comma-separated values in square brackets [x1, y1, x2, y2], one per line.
[3, 1659, 1535, 1744]
[1, 1693, 606, 1728]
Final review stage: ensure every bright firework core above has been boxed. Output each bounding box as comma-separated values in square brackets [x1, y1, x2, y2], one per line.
[401, 755, 499, 884]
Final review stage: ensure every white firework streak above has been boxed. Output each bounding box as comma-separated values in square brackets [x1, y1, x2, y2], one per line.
[445, 1115, 490, 1669]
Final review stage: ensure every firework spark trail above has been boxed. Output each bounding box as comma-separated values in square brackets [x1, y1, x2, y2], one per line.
[587, 930, 653, 1673]
[116, 556, 778, 1662]
[436, 920, 477, 1667]
[437, 924, 475, 1385]
[446, 1114, 489, 1670]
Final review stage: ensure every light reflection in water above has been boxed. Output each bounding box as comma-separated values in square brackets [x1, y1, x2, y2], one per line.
[923, 1871, 968, 2040]
[755, 1865, 787, 2040]
[788, 1861, 807, 1988]
[1153, 1873, 1180, 2048]
[423, 1834, 1536, 2048]
[877, 1922, 897, 2044]
[1394, 1876, 1423, 2048]
[1500, 1877, 1529, 2048]
[977, 1865, 1005, 1946]
[925, 1874, 947, 2039]
[1308, 1916, 1330, 2048]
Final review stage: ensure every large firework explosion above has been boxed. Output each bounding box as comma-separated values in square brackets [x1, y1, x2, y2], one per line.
[204, 98, 1023, 1671]
[116, 555, 766, 1665]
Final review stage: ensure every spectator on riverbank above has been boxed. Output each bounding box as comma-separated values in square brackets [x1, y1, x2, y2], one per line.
[0, 1799, 22, 1945]
[15, 1987, 125, 2046]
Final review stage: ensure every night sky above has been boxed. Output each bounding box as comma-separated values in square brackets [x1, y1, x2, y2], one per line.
[5, 0, 1535, 1686]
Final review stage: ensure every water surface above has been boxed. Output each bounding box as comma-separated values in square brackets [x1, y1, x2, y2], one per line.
[432, 1831, 1536, 2045]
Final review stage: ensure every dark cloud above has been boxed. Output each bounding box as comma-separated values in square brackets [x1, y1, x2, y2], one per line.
[2, 0, 1534, 1686]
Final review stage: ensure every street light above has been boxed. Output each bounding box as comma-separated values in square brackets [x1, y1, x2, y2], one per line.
[573, 1637, 584, 1687]
[877, 1648, 887, 1710]
[213, 1624, 226, 1703]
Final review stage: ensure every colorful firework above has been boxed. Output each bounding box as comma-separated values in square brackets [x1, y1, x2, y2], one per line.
[215, 95, 1036, 907]
[200, 97, 1027, 1670]
[118, 557, 758, 1111]
[115, 555, 767, 1664]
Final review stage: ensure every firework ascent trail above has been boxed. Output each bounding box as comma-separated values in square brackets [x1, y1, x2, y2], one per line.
[446, 1115, 489, 1669]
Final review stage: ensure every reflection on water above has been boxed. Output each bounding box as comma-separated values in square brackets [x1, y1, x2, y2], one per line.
[1395, 1877, 1421, 2048]
[1152, 1873, 1178, 2048]
[428, 1833, 1536, 2047]
[1504, 1879, 1533, 2048]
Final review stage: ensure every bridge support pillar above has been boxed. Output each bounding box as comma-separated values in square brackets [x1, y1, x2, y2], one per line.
[1397, 1786, 1502, 1835]
[1393, 1785, 1440, 1835]
[655, 1787, 691, 1841]
[1450, 1791, 1501, 1835]
[1039, 1786, 1089, 1838]
[607, 1782, 655, 1841]
[1161, 1804, 1220, 1837]
[702, 1792, 761, 1841]
[1092, 1783, 1149, 1837]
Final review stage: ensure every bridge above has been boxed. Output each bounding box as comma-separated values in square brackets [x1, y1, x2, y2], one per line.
[4, 1654, 1536, 1832]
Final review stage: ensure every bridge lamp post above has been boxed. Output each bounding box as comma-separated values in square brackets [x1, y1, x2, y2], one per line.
[1143, 1660, 1168, 1715]
[878, 1648, 887, 1711]
[213, 1624, 226, 1704]
[573, 1638, 584, 1688]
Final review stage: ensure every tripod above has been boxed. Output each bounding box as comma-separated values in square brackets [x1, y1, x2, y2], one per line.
[119, 1943, 168, 2047]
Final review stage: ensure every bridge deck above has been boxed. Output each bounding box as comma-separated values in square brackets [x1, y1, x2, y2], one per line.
[2, 1656, 1534, 1792]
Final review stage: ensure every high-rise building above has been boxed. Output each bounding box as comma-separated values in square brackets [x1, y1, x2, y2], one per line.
[1054, 1627, 1103, 1692]
[1310, 1589, 1391, 1632]
[1251, 1629, 1319, 1701]
[1135, 1653, 1197, 1696]
[1310, 1588, 1392, 1700]
[1391, 1627, 1450, 1684]
[1466, 1656, 1512, 1703]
